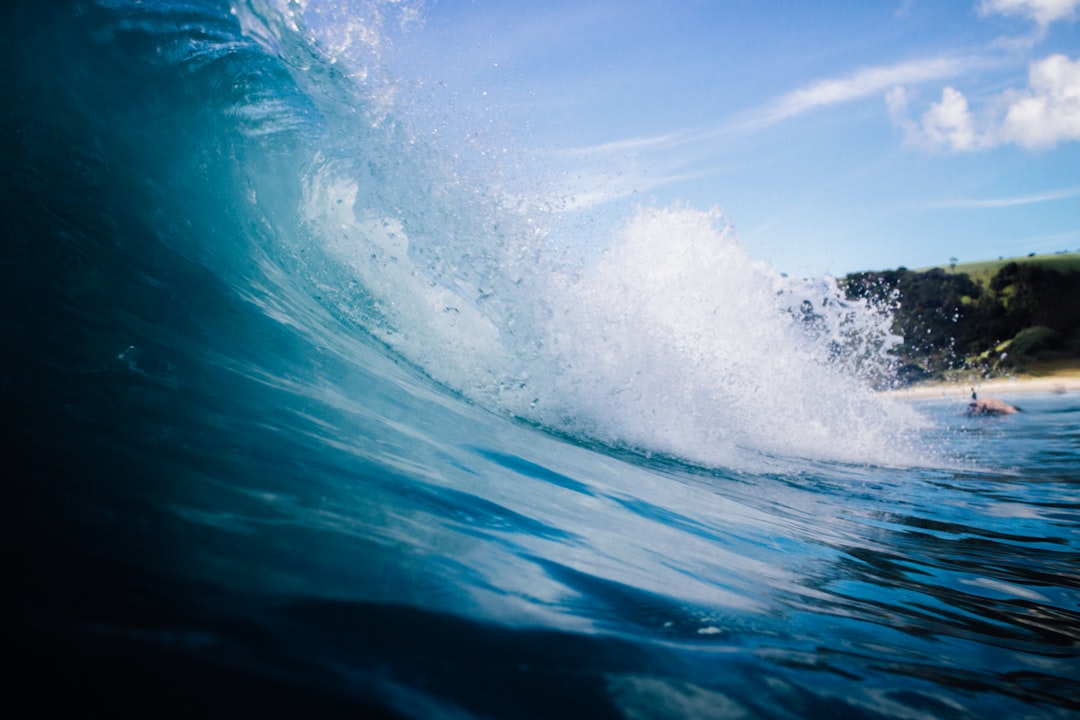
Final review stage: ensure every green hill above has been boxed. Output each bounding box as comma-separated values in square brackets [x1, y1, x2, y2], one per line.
[916, 252, 1080, 288]
[841, 253, 1080, 385]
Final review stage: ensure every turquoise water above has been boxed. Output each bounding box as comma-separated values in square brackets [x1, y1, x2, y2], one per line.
[4, 2, 1078, 717]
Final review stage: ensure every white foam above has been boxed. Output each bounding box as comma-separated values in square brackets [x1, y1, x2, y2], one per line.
[301, 160, 512, 400]
[274, 3, 929, 469]
[513, 206, 924, 466]
[303, 158, 925, 467]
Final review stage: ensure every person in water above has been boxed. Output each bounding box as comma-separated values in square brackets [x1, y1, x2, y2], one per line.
[966, 389, 1020, 416]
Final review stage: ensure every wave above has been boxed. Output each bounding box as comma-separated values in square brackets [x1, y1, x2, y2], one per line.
[239, 0, 930, 468]
[8, 4, 1079, 718]
[5, 0, 925, 475]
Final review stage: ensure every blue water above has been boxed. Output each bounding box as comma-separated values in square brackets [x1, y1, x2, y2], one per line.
[5, 2, 1078, 717]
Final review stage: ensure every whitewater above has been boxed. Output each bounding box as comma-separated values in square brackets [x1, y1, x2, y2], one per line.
[4, 1, 1078, 718]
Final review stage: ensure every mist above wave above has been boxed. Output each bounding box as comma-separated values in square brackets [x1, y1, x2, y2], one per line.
[521, 206, 922, 465]
[241, 0, 929, 468]
[303, 157, 924, 466]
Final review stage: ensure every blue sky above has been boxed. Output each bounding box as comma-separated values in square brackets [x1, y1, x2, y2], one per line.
[358, 0, 1080, 277]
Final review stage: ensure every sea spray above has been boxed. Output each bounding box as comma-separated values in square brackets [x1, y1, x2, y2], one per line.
[252, 0, 928, 468]
[515, 206, 922, 466]
[301, 156, 515, 401]
[303, 144, 923, 465]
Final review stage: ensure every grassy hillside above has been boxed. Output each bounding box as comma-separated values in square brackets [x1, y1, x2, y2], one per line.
[916, 252, 1080, 288]
[842, 252, 1080, 384]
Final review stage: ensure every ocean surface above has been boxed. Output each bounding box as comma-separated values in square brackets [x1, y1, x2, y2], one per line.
[5, 2, 1078, 717]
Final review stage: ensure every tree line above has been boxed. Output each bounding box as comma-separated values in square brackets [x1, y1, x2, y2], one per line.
[840, 262, 1080, 383]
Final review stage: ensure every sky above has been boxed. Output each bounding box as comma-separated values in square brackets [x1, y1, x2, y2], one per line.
[362, 0, 1080, 277]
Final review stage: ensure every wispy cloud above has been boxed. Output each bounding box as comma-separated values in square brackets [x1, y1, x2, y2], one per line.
[552, 54, 983, 158]
[978, 1, 1080, 54]
[550, 132, 687, 159]
[925, 185, 1080, 208]
[744, 56, 977, 129]
[536, 55, 990, 210]
[551, 168, 713, 211]
[978, 0, 1080, 27]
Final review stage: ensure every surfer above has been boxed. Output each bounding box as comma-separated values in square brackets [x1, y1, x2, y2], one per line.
[966, 395, 1020, 416]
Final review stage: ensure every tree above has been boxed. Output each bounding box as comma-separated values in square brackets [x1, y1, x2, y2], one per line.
[841, 261, 1080, 381]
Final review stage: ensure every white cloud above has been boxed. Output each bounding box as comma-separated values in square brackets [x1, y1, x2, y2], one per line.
[884, 5, 1080, 151]
[925, 185, 1080, 208]
[998, 53, 1080, 148]
[888, 85, 983, 151]
[922, 87, 980, 150]
[756, 57, 973, 126]
[977, 0, 1080, 26]
[891, 53, 1080, 151]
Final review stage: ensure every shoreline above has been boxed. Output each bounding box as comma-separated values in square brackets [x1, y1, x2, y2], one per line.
[883, 370, 1080, 399]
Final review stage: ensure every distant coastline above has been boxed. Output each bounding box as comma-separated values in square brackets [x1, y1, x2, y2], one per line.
[842, 252, 1080, 388]
[884, 366, 1080, 399]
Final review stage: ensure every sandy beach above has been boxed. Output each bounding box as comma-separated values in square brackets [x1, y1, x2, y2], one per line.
[885, 369, 1080, 399]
